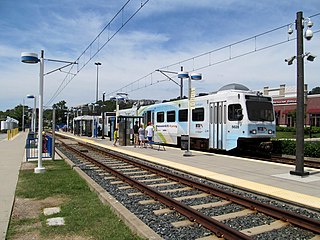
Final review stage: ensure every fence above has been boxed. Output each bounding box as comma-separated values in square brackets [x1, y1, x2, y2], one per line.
[25, 132, 52, 161]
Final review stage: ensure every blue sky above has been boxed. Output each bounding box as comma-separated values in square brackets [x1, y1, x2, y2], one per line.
[0, 0, 320, 111]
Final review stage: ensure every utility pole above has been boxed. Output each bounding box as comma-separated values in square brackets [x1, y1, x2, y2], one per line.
[102, 92, 105, 139]
[22, 99, 25, 132]
[290, 11, 309, 176]
[180, 66, 184, 99]
[52, 108, 56, 160]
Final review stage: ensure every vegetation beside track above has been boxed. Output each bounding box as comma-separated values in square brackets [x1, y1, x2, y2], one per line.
[7, 160, 143, 240]
[272, 127, 320, 158]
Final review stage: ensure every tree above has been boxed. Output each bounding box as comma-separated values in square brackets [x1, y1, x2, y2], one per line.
[308, 87, 320, 95]
[52, 100, 68, 126]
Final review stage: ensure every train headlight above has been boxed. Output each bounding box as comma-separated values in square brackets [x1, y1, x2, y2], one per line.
[268, 129, 273, 134]
[250, 129, 257, 134]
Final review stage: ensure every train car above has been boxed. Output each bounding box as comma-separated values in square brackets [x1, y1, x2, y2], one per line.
[132, 83, 275, 152]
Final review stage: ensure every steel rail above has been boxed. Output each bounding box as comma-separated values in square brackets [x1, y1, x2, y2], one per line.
[60, 141, 252, 240]
[77, 141, 320, 234]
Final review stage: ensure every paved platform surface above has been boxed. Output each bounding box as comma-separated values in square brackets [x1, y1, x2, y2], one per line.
[59, 132, 320, 210]
[0, 132, 27, 240]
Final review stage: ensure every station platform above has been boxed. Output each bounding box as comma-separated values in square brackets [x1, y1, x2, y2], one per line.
[58, 132, 320, 210]
[0, 132, 27, 240]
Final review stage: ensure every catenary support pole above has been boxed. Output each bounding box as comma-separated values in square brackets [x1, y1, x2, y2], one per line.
[290, 11, 309, 176]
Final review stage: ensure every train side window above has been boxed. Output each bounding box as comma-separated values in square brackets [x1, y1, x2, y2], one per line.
[157, 112, 164, 122]
[192, 108, 204, 121]
[228, 104, 243, 121]
[179, 109, 188, 122]
[167, 110, 175, 122]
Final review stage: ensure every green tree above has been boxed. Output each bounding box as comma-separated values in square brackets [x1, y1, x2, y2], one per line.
[308, 87, 320, 95]
[52, 100, 68, 126]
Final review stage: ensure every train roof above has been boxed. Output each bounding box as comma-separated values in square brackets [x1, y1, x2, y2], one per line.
[157, 83, 254, 103]
[218, 83, 250, 91]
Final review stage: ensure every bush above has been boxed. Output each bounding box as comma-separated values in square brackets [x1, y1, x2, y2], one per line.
[272, 139, 320, 158]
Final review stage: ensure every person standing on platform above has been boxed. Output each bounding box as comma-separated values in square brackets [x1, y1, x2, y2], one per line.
[138, 124, 145, 148]
[42, 131, 48, 153]
[133, 121, 139, 147]
[145, 122, 154, 143]
[113, 128, 118, 146]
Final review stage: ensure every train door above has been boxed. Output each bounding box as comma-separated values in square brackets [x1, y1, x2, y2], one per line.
[209, 101, 226, 149]
[144, 110, 154, 125]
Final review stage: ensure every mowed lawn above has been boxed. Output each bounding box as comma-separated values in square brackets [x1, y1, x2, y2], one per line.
[7, 160, 144, 240]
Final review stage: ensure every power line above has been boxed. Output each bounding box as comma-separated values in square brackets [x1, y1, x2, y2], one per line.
[46, 0, 150, 106]
[107, 14, 320, 97]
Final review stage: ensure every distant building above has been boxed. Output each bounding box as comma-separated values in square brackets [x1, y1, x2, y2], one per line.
[263, 84, 320, 127]
[0, 116, 19, 130]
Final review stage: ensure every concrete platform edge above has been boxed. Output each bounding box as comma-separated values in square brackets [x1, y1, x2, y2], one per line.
[56, 148, 162, 240]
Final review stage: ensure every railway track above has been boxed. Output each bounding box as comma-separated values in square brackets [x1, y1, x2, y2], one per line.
[56, 135, 320, 240]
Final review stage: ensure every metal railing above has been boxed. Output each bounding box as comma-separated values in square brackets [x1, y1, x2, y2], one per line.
[25, 132, 52, 161]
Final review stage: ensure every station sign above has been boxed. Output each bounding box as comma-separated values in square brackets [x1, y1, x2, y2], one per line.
[190, 88, 196, 109]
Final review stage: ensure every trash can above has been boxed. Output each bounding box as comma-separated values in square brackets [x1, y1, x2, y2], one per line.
[181, 135, 189, 150]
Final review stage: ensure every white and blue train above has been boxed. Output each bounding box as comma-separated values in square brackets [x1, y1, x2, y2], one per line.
[119, 83, 276, 152]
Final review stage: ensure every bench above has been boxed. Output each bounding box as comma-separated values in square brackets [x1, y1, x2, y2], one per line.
[147, 141, 166, 151]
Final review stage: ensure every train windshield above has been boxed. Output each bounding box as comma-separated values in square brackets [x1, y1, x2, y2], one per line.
[245, 96, 274, 122]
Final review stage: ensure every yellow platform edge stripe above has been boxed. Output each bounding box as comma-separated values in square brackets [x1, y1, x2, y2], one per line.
[57, 132, 320, 209]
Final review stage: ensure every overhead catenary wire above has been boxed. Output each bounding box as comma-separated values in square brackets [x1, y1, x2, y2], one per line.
[107, 14, 320, 97]
[45, 0, 150, 106]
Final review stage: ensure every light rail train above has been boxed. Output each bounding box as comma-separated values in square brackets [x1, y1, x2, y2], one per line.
[118, 83, 276, 152]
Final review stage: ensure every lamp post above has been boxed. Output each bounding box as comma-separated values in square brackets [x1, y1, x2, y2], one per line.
[22, 98, 25, 132]
[26, 94, 36, 132]
[110, 92, 128, 129]
[178, 71, 202, 156]
[95, 62, 102, 103]
[21, 51, 45, 173]
[52, 107, 56, 161]
[102, 92, 106, 139]
[286, 11, 316, 176]
[21, 50, 76, 173]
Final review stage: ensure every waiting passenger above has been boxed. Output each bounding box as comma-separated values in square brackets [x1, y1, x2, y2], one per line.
[133, 121, 139, 147]
[113, 128, 118, 146]
[138, 124, 146, 148]
[145, 122, 154, 143]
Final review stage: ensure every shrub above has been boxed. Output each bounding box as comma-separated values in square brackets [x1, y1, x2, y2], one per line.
[272, 139, 320, 158]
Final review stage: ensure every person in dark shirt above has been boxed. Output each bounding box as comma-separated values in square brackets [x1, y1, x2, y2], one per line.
[133, 121, 139, 147]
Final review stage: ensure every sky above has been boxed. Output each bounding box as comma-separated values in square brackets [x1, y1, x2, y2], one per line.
[0, 0, 320, 111]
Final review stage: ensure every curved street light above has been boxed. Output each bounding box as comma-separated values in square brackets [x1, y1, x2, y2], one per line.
[177, 71, 202, 157]
[95, 62, 102, 103]
[21, 51, 45, 173]
[21, 50, 77, 174]
[110, 92, 128, 128]
[26, 94, 36, 133]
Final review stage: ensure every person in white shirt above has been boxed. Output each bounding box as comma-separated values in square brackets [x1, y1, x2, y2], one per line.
[145, 122, 154, 142]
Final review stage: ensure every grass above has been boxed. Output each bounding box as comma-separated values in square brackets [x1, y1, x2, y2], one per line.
[7, 160, 143, 240]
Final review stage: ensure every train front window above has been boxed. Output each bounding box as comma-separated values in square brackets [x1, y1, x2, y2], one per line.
[246, 101, 274, 121]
